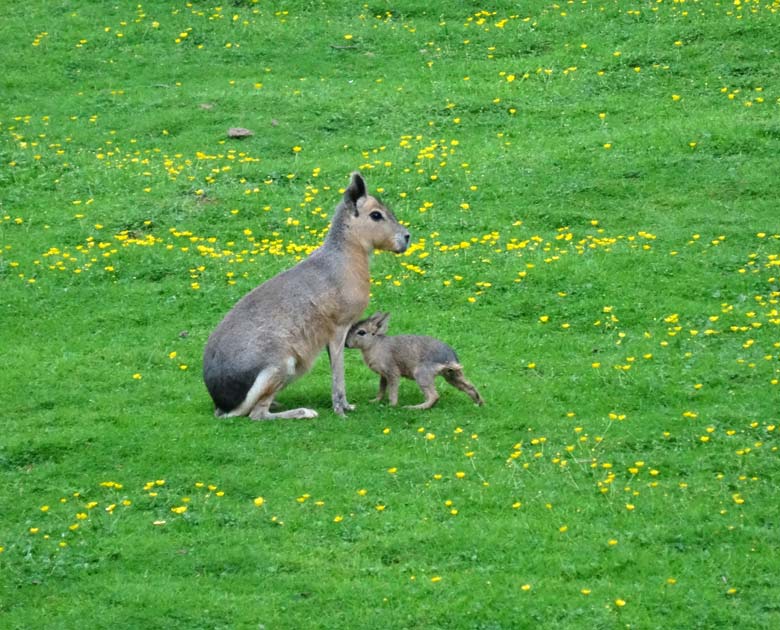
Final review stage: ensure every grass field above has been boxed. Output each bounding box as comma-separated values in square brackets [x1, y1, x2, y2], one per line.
[1, 1, 779, 628]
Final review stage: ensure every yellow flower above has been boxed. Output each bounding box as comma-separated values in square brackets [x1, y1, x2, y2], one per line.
[253, 497, 265, 507]
[615, 598, 626, 607]
[333, 515, 344, 523]
[455, 471, 466, 479]
[521, 583, 532, 591]
[171, 506, 188, 515]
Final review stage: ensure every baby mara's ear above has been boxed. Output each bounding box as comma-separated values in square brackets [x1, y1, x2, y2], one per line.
[373, 311, 391, 335]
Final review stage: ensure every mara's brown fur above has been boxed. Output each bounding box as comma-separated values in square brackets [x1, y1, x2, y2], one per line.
[203, 173, 410, 420]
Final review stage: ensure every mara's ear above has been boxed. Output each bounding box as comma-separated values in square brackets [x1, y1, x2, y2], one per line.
[375, 312, 391, 335]
[344, 171, 367, 216]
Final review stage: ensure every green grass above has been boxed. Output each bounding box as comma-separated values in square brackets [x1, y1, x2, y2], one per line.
[2, 1, 779, 628]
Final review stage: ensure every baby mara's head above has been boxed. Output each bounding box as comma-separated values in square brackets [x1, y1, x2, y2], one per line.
[345, 312, 390, 350]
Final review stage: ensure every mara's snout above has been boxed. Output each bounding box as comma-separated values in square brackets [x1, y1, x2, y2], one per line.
[395, 230, 411, 254]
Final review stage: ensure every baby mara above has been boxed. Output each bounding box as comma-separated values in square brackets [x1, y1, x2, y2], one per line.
[346, 312, 483, 410]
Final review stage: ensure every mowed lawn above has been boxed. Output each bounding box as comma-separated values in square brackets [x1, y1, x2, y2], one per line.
[1, 1, 779, 628]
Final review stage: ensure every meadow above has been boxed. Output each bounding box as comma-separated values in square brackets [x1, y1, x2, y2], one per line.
[1, 0, 779, 628]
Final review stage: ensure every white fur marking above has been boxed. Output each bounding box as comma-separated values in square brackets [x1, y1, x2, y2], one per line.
[222, 367, 275, 418]
[285, 356, 296, 377]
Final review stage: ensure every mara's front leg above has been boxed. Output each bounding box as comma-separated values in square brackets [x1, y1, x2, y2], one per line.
[372, 375, 388, 403]
[328, 327, 355, 416]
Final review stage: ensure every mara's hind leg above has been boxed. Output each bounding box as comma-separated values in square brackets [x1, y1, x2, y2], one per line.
[405, 367, 440, 410]
[247, 379, 318, 420]
[216, 401, 284, 419]
[249, 397, 318, 421]
[236, 365, 318, 421]
[443, 367, 484, 406]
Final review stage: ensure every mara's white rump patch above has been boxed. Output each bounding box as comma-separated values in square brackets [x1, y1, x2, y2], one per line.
[285, 355, 296, 377]
[221, 367, 276, 418]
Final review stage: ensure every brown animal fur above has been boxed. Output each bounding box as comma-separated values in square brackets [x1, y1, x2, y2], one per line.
[203, 173, 410, 420]
[345, 312, 484, 410]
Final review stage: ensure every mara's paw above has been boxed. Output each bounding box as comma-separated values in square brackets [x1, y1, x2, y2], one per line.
[333, 402, 355, 416]
[291, 407, 319, 419]
[249, 407, 318, 421]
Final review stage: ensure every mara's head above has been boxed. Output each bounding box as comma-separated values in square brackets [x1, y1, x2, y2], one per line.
[345, 312, 391, 349]
[335, 172, 410, 254]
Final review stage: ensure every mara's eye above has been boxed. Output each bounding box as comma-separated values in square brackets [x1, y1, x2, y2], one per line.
[369, 210, 384, 221]
[357, 330, 367, 336]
